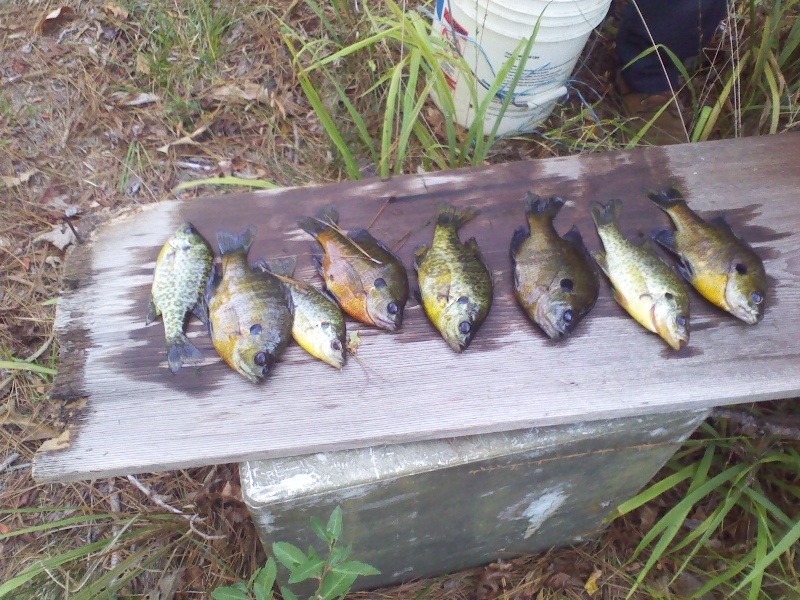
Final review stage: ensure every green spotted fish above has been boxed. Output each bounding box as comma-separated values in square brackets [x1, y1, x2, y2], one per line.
[147, 222, 213, 373]
[511, 194, 599, 339]
[591, 200, 690, 350]
[415, 203, 493, 352]
[257, 257, 347, 369]
[206, 227, 294, 383]
[648, 187, 767, 325]
[297, 205, 409, 331]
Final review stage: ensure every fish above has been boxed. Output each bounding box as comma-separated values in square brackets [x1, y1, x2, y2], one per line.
[591, 200, 690, 350]
[147, 222, 213, 373]
[257, 257, 347, 369]
[648, 187, 767, 325]
[297, 205, 409, 331]
[414, 202, 493, 352]
[511, 193, 600, 339]
[206, 227, 294, 383]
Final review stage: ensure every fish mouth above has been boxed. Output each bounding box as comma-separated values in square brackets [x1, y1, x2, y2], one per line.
[666, 335, 689, 351]
[371, 313, 401, 331]
[447, 338, 466, 353]
[535, 302, 570, 340]
[734, 307, 762, 325]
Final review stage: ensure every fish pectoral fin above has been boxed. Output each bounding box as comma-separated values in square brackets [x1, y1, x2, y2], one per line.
[677, 258, 696, 282]
[204, 262, 222, 305]
[146, 297, 160, 325]
[310, 242, 325, 277]
[709, 214, 734, 233]
[192, 300, 209, 325]
[592, 251, 610, 278]
[510, 226, 530, 260]
[218, 305, 242, 337]
[652, 227, 679, 254]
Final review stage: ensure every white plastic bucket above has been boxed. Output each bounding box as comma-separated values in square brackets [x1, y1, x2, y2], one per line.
[431, 0, 613, 135]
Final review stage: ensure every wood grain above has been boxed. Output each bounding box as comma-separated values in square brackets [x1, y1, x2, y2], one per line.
[34, 133, 800, 483]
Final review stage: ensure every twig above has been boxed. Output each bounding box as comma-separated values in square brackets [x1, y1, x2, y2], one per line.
[367, 196, 395, 231]
[108, 478, 121, 575]
[712, 407, 800, 440]
[0, 452, 20, 474]
[126, 474, 226, 540]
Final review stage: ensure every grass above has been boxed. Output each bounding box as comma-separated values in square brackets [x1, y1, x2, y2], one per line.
[0, 0, 798, 597]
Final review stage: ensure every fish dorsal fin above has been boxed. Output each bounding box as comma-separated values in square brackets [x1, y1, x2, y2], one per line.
[592, 250, 610, 278]
[413, 244, 429, 271]
[510, 225, 530, 261]
[297, 205, 339, 238]
[465, 237, 493, 283]
[562, 225, 584, 248]
[709, 215, 733, 233]
[348, 228, 401, 263]
[257, 256, 297, 278]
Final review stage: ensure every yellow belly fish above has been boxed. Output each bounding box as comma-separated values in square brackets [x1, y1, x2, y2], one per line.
[648, 187, 767, 324]
[147, 223, 213, 373]
[414, 203, 493, 353]
[206, 227, 293, 383]
[591, 200, 690, 350]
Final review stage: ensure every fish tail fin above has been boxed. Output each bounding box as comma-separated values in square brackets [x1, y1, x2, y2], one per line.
[257, 256, 297, 278]
[591, 200, 622, 229]
[167, 333, 204, 374]
[217, 226, 256, 256]
[523, 193, 564, 222]
[436, 202, 479, 230]
[297, 205, 339, 237]
[647, 187, 685, 211]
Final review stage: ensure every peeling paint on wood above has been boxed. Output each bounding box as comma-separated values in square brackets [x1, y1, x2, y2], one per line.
[33, 134, 800, 482]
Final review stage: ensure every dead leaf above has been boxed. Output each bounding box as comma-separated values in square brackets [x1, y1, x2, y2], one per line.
[210, 83, 273, 105]
[33, 223, 77, 251]
[103, 2, 129, 19]
[1, 407, 60, 441]
[2, 169, 37, 188]
[116, 92, 160, 107]
[347, 330, 362, 355]
[38, 429, 71, 452]
[157, 125, 208, 154]
[135, 54, 151, 75]
[217, 160, 233, 177]
[584, 569, 602, 596]
[38, 7, 77, 35]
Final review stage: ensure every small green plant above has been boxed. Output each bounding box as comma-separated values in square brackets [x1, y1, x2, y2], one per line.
[213, 506, 380, 600]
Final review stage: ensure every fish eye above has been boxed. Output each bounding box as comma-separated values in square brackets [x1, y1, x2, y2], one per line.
[331, 339, 342, 351]
[374, 277, 387, 289]
[457, 296, 469, 305]
[676, 315, 687, 327]
[254, 352, 268, 367]
[560, 278, 574, 293]
[664, 292, 674, 300]
[387, 302, 399, 315]
[735, 263, 748, 275]
[563, 309, 574, 323]
[751, 291, 763, 304]
[458, 321, 471, 335]
[250, 324, 262, 336]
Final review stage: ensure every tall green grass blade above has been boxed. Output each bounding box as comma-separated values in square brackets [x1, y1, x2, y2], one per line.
[698, 50, 751, 141]
[609, 463, 696, 521]
[762, 59, 781, 135]
[0, 360, 57, 376]
[174, 177, 279, 191]
[0, 514, 119, 539]
[731, 518, 800, 594]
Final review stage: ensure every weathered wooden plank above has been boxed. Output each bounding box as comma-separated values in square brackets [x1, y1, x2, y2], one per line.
[34, 134, 800, 482]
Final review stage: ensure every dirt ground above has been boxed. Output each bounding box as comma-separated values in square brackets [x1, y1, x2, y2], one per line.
[1, 0, 798, 598]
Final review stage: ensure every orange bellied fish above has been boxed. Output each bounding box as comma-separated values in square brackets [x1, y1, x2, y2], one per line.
[297, 205, 408, 331]
[649, 187, 767, 324]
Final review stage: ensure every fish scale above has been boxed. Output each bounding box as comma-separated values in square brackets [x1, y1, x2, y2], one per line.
[415, 203, 493, 353]
[147, 223, 213, 373]
[591, 200, 690, 350]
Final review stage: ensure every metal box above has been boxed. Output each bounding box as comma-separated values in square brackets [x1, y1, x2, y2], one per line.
[241, 410, 707, 590]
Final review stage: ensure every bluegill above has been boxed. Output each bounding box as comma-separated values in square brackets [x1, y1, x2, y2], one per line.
[415, 203, 493, 352]
[591, 200, 690, 350]
[206, 227, 293, 383]
[649, 187, 767, 324]
[511, 194, 599, 339]
[147, 222, 213, 373]
[297, 206, 408, 331]
[257, 257, 346, 369]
